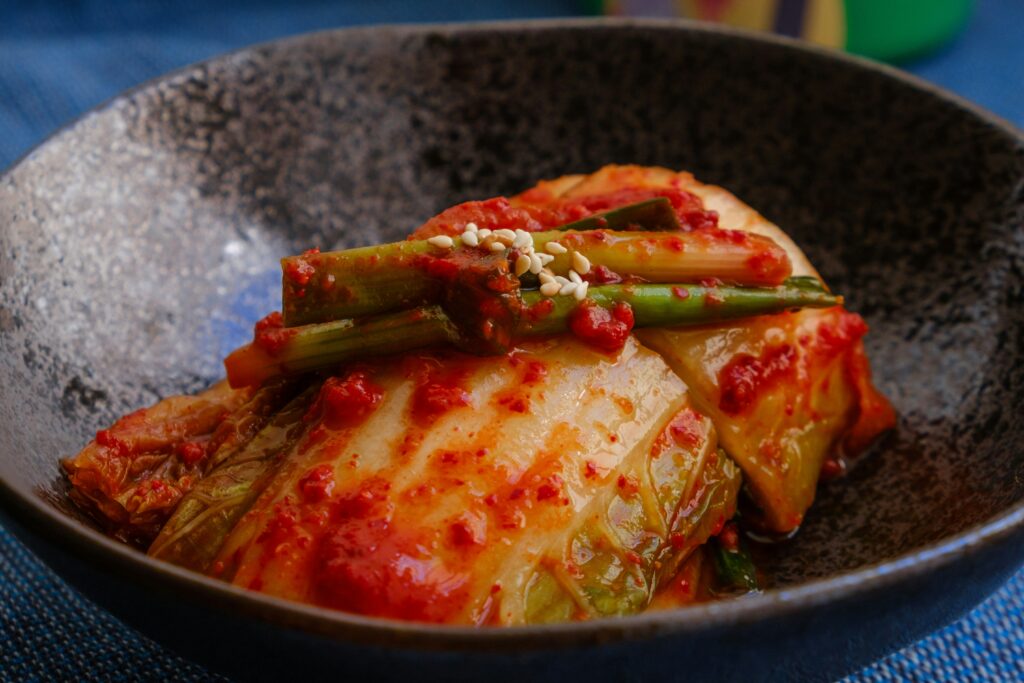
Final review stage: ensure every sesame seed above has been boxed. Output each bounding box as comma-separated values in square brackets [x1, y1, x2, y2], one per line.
[478, 228, 492, 239]
[545, 242, 567, 255]
[554, 275, 569, 285]
[572, 251, 591, 275]
[538, 253, 555, 266]
[513, 230, 532, 249]
[427, 235, 453, 249]
[461, 231, 479, 246]
[489, 241, 506, 252]
[538, 272, 555, 285]
[568, 269, 583, 285]
[540, 282, 561, 297]
[529, 253, 543, 274]
[465, 222, 479, 232]
[495, 229, 517, 242]
[541, 267, 554, 277]
[514, 254, 531, 276]
[574, 281, 589, 300]
[559, 281, 578, 296]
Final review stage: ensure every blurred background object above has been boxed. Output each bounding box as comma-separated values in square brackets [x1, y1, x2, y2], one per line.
[587, 0, 975, 63]
[0, 0, 1018, 168]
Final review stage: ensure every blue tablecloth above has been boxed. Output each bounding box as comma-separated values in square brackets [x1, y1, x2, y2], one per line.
[1, 2, 1022, 680]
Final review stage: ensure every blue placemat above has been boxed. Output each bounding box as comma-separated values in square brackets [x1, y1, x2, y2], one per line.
[1, 1, 1022, 681]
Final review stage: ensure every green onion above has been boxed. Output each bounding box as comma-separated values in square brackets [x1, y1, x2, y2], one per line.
[282, 229, 792, 326]
[228, 279, 838, 387]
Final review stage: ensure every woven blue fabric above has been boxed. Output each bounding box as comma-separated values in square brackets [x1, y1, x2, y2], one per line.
[1, 1, 1022, 681]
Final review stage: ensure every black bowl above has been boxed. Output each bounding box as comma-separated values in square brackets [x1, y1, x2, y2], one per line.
[1, 19, 1022, 683]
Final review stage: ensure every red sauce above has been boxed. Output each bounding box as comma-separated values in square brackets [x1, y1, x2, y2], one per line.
[617, 474, 640, 496]
[758, 438, 783, 466]
[535, 474, 564, 502]
[718, 344, 797, 415]
[312, 478, 469, 622]
[671, 286, 690, 300]
[449, 511, 487, 548]
[557, 187, 718, 232]
[415, 382, 470, 419]
[522, 361, 547, 385]
[413, 253, 461, 282]
[299, 464, 336, 503]
[409, 197, 547, 239]
[315, 370, 385, 429]
[412, 183, 718, 238]
[522, 298, 555, 322]
[815, 311, 869, 360]
[407, 357, 473, 424]
[94, 428, 130, 457]
[252, 311, 297, 356]
[582, 265, 623, 285]
[493, 358, 547, 414]
[678, 209, 718, 231]
[667, 409, 704, 449]
[568, 301, 635, 352]
[256, 500, 300, 547]
[284, 258, 316, 287]
[843, 342, 897, 456]
[717, 522, 740, 551]
[745, 247, 790, 283]
[496, 393, 529, 414]
[176, 441, 207, 467]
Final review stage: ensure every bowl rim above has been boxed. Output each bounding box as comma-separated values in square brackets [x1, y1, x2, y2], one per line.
[1, 16, 1023, 651]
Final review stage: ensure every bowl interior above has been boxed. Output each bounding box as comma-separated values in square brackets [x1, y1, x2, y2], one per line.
[1, 22, 1023, 593]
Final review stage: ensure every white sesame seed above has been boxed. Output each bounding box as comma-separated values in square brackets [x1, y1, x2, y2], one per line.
[573, 281, 589, 300]
[478, 228, 492, 239]
[538, 272, 555, 285]
[541, 267, 555, 277]
[427, 235, 453, 249]
[495, 229, 516, 242]
[461, 231, 479, 247]
[529, 253, 543, 274]
[465, 222, 479, 232]
[489, 241, 506, 252]
[568, 269, 583, 285]
[559, 281, 578, 296]
[540, 282, 562, 297]
[514, 254, 531, 276]
[538, 253, 556, 266]
[514, 230, 532, 249]
[572, 251, 591, 275]
[554, 275, 569, 285]
[545, 241, 567, 255]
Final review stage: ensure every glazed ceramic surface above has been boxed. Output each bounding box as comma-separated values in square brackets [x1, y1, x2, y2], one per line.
[1, 19, 1022, 683]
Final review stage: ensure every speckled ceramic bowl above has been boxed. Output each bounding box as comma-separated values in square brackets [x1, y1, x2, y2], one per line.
[1, 19, 1022, 683]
